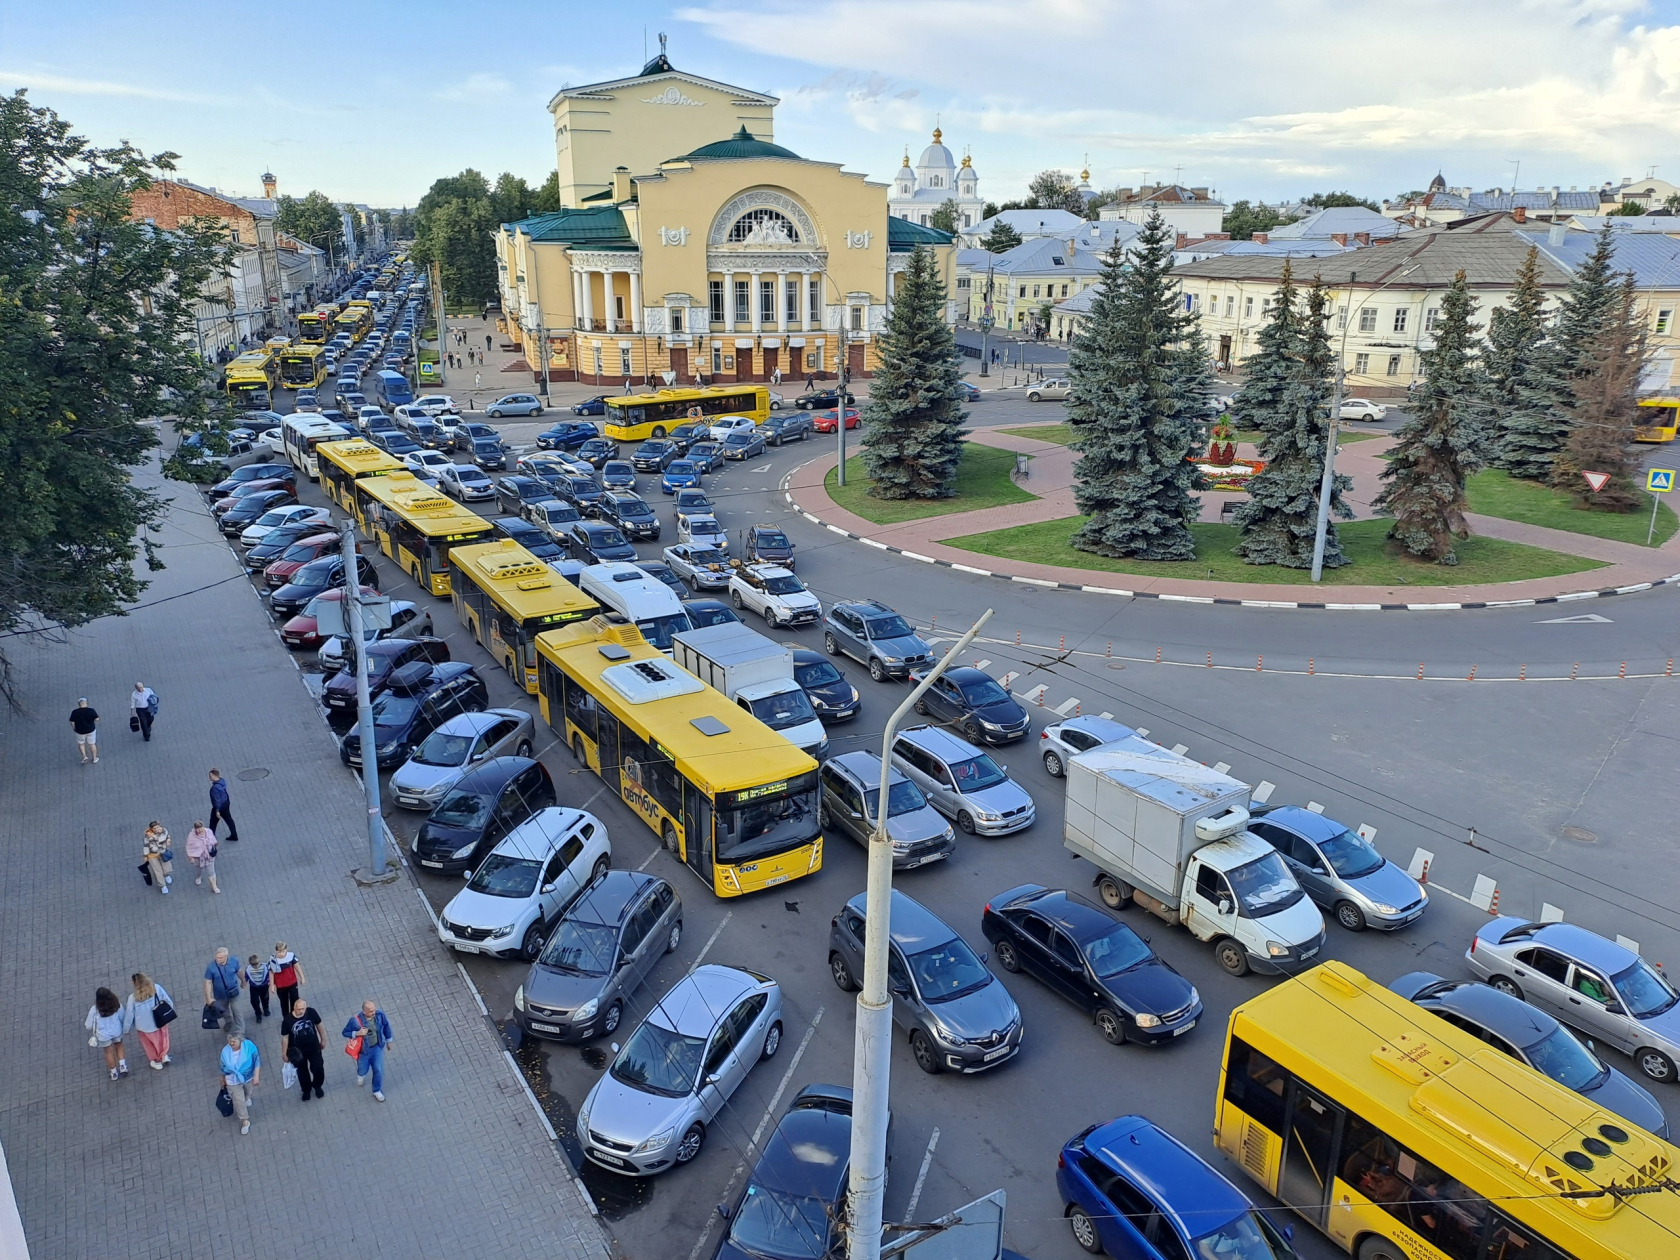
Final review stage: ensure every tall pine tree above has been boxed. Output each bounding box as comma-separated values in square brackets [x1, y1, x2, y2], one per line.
[1553, 274, 1647, 511]
[1234, 279, 1352, 567]
[1068, 210, 1215, 560]
[1373, 270, 1487, 564]
[860, 244, 969, 499]
[1487, 246, 1566, 480]
[1229, 260, 1298, 437]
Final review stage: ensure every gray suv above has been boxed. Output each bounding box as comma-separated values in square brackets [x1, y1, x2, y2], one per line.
[828, 889, 1022, 1075]
[819, 752, 954, 870]
[823, 600, 932, 682]
[889, 725, 1035, 836]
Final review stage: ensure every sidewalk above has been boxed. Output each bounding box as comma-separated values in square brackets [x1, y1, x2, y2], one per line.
[0, 464, 609, 1260]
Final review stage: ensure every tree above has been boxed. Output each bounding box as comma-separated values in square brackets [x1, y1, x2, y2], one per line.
[1609, 200, 1647, 217]
[490, 172, 535, 225]
[929, 198, 961, 235]
[1067, 210, 1215, 560]
[1373, 270, 1486, 563]
[1302, 191, 1380, 211]
[982, 201, 1000, 219]
[1026, 169, 1088, 215]
[0, 91, 230, 702]
[423, 197, 498, 306]
[275, 190, 341, 251]
[1222, 200, 1287, 240]
[980, 219, 1022, 253]
[1520, 226, 1623, 477]
[1233, 278, 1352, 567]
[532, 171, 560, 214]
[1552, 275, 1647, 509]
[859, 245, 968, 499]
[1485, 246, 1562, 479]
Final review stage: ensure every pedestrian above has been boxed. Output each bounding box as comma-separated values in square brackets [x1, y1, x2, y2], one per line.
[343, 1001, 394, 1101]
[129, 681, 158, 742]
[805, 374, 815, 392]
[485, 332, 492, 352]
[269, 942, 305, 1012]
[474, 370, 481, 390]
[185, 819, 219, 893]
[127, 973, 174, 1070]
[208, 768, 239, 842]
[70, 696, 99, 764]
[141, 821, 172, 895]
[219, 1032, 261, 1135]
[85, 987, 131, 1081]
[771, 366, 782, 386]
[203, 946, 245, 1037]
[244, 955, 272, 1024]
[622, 379, 631, 395]
[281, 998, 326, 1101]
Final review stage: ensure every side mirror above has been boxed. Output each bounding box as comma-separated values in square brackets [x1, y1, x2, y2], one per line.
[1282, 1225, 1294, 1242]
[979, 951, 989, 965]
[716, 1203, 732, 1221]
[1218, 899, 1233, 916]
[618, 954, 634, 970]
[540, 883, 556, 894]
[1605, 1002, 1624, 1016]
[463, 869, 474, 880]
[705, 1072, 721, 1087]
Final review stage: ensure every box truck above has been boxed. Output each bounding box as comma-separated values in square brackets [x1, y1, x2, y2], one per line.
[672, 622, 828, 760]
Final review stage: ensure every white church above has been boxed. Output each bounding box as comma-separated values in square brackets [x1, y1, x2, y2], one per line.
[889, 128, 985, 232]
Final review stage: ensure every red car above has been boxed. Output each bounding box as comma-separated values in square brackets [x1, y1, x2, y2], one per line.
[812, 408, 861, 433]
[262, 532, 340, 588]
[279, 585, 377, 649]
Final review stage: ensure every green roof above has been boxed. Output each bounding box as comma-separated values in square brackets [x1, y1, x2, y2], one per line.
[509, 205, 636, 248]
[684, 126, 801, 161]
[888, 217, 955, 250]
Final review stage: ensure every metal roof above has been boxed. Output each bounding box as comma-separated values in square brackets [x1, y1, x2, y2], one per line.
[1269, 206, 1403, 240]
[509, 206, 635, 248]
[685, 126, 801, 161]
[887, 216, 954, 250]
[1521, 228, 1680, 289]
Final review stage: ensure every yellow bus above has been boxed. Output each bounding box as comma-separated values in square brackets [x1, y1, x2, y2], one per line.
[296, 308, 335, 344]
[223, 350, 279, 408]
[316, 439, 404, 517]
[334, 307, 370, 343]
[601, 385, 771, 442]
[535, 617, 822, 896]
[1216, 960, 1680, 1260]
[353, 472, 495, 596]
[1635, 398, 1678, 443]
[450, 539, 601, 691]
[278, 344, 328, 390]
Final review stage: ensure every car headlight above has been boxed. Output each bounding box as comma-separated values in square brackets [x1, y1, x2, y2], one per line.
[974, 808, 1001, 822]
[451, 842, 477, 860]
[942, 826, 955, 842]
[1134, 1012, 1162, 1029]
[881, 655, 901, 664]
[573, 997, 599, 1021]
[376, 743, 401, 760]
[1188, 987, 1199, 1008]
[1371, 902, 1401, 916]
[849, 687, 860, 703]
[576, 1100, 590, 1133]
[514, 985, 525, 1011]
[1265, 940, 1290, 957]
[634, 1127, 674, 1155]
[489, 923, 515, 939]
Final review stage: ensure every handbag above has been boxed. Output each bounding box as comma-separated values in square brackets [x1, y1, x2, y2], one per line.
[138, 862, 153, 887]
[281, 1062, 298, 1090]
[215, 1087, 234, 1118]
[129, 715, 140, 732]
[201, 1003, 221, 1031]
[345, 1034, 364, 1059]
[151, 994, 177, 1028]
[209, 844, 218, 859]
[161, 848, 173, 863]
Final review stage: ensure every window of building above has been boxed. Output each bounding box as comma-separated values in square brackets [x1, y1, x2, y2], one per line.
[962, 213, 971, 227]
[1244, 296, 1254, 318]
[669, 306, 684, 334]
[1336, 305, 1347, 329]
[726, 208, 798, 244]
[712, 343, 722, 374]
[709, 281, 725, 325]
[231, 229, 241, 244]
[760, 279, 774, 323]
[733, 280, 749, 324]
[1032, 285, 1041, 298]
[1392, 308, 1408, 333]
[850, 305, 864, 332]
[920, 214, 929, 226]
[620, 347, 632, 377]
[1060, 284, 1068, 297]
[1424, 307, 1440, 331]
[1387, 354, 1402, 376]
[1354, 353, 1370, 375]
[809, 283, 821, 326]
[1226, 295, 1235, 318]
[956, 277, 971, 289]
[1019, 286, 1027, 298]
[785, 278, 798, 324]
[1659, 309, 1673, 334]
[1358, 307, 1377, 332]
[614, 294, 625, 321]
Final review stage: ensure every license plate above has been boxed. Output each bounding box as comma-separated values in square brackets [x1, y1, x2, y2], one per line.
[453, 942, 479, 954]
[762, 873, 788, 887]
[1300, 948, 1319, 960]
[418, 859, 443, 868]
[1173, 1020, 1197, 1036]
[529, 1021, 562, 1034]
[983, 1045, 1011, 1062]
[397, 796, 420, 806]
[593, 1152, 629, 1169]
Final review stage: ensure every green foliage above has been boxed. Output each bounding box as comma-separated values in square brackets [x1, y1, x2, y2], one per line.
[859, 246, 969, 499]
[490, 172, 537, 225]
[1221, 200, 1287, 240]
[1067, 210, 1215, 560]
[1302, 191, 1380, 211]
[929, 198, 961, 235]
[411, 169, 498, 306]
[1553, 275, 1647, 509]
[980, 219, 1022, 253]
[982, 201, 1000, 219]
[275, 190, 343, 252]
[1026, 170, 1088, 215]
[532, 171, 560, 214]
[825, 445, 1033, 523]
[1485, 247, 1563, 480]
[1608, 200, 1647, 217]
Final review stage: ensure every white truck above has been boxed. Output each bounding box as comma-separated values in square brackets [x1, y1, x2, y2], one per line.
[1062, 737, 1325, 977]
[671, 622, 828, 761]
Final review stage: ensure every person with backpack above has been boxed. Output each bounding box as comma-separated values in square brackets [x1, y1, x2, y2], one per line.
[281, 998, 326, 1101]
[268, 943, 304, 1013]
[127, 973, 174, 1069]
[343, 1001, 394, 1101]
[129, 682, 159, 742]
[202, 947, 244, 1036]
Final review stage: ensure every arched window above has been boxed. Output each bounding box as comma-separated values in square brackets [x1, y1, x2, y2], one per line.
[727, 209, 799, 245]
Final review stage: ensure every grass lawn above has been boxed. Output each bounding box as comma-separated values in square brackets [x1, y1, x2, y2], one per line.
[996, 423, 1381, 448]
[1466, 469, 1678, 547]
[942, 517, 1606, 587]
[824, 442, 1037, 524]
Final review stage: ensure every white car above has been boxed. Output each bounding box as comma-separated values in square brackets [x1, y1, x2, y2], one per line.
[1025, 379, 1070, 402]
[440, 463, 496, 502]
[389, 708, 535, 810]
[708, 414, 757, 441]
[438, 808, 612, 960]
[316, 600, 435, 674]
[676, 513, 728, 551]
[1038, 714, 1137, 778]
[413, 395, 461, 417]
[403, 449, 454, 482]
[356, 405, 388, 432]
[258, 427, 284, 451]
[728, 563, 822, 629]
[1339, 398, 1387, 422]
[238, 503, 331, 547]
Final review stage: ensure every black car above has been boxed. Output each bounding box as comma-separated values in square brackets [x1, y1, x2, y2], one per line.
[494, 475, 551, 517]
[536, 421, 598, 451]
[682, 598, 741, 629]
[982, 885, 1202, 1045]
[321, 637, 451, 716]
[470, 437, 506, 470]
[909, 665, 1030, 744]
[744, 524, 796, 570]
[600, 460, 636, 491]
[666, 423, 705, 454]
[568, 521, 637, 564]
[208, 463, 296, 499]
[631, 439, 677, 472]
[793, 648, 859, 722]
[492, 517, 565, 564]
[761, 413, 814, 445]
[576, 437, 617, 468]
[452, 422, 500, 453]
[410, 756, 557, 874]
[339, 661, 488, 769]
[571, 395, 610, 416]
[243, 523, 326, 572]
[600, 491, 660, 540]
[406, 417, 447, 449]
[635, 561, 685, 597]
[371, 431, 422, 457]
[558, 475, 605, 517]
[268, 554, 382, 618]
[795, 388, 854, 410]
[217, 490, 298, 535]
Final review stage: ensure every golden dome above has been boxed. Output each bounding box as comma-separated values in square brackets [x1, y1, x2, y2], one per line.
[1081, 167, 1090, 181]
[932, 127, 942, 143]
[961, 154, 971, 168]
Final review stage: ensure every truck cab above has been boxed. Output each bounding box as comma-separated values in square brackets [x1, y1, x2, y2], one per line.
[1178, 831, 1326, 976]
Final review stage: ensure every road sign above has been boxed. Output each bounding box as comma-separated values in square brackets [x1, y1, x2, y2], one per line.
[1581, 470, 1611, 492]
[1647, 467, 1675, 493]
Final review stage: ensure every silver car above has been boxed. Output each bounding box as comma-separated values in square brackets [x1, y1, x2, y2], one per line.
[1247, 804, 1427, 932]
[1038, 714, 1136, 778]
[315, 601, 435, 675]
[819, 751, 955, 870]
[662, 543, 731, 591]
[388, 708, 535, 810]
[576, 964, 784, 1175]
[889, 725, 1035, 836]
[1466, 917, 1680, 1083]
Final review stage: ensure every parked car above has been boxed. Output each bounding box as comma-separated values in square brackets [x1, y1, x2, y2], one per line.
[721, 428, 767, 460]
[571, 395, 610, 416]
[217, 490, 298, 536]
[410, 756, 557, 875]
[207, 462, 295, 500]
[514, 871, 681, 1042]
[635, 561, 686, 598]
[536, 420, 599, 451]
[761, 413, 813, 445]
[1025, 378, 1070, 402]
[209, 477, 291, 514]
[522, 498, 581, 540]
[600, 460, 637, 491]
[244, 523, 328, 571]
[822, 599, 930, 682]
[820, 752, 954, 870]
[908, 665, 1030, 744]
[237, 503, 330, 548]
[708, 414, 758, 441]
[261, 532, 343, 588]
[890, 725, 1035, 836]
[682, 599, 741, 629]
[576, 437, 617, 468]
[568, 521, 638, 564]
[491, 517, 565, 564]
[742, 524, 795, 570]
[811, 408, 860, 433]
[485, 393, 544, 418]
[1038, 714, 1137, 778]
[278, 585, 377, 648]
[600, 491, 661, 541]
[451, 421, 501, 453]
[321, 636, 450, 716]
[1465, 918, 1680, 1082]
[1247, 803, 1428, 932]
[576, 965, 784, 1175]
[829, 889, 1021, 1074]
[440, 463, 497, 502]
[663, 543, 732, 591]
[493, 475, 552, 517]
[1389, 971, 1668, 1136]
[338, 661, 487, 769]
[983, 885, 1201, 1045]
[1340, 398, 1387, 421]
[794, 388, 853, 410]
[413, 394, 460, 417]
[659, 460, 703, 494]
[793, 648, 859, 722]
[728, 564, 821, 628]
[686, 441, 726, 473]
[675, 513, 728, 552]
[316, 600, 434, 674]
[631, 439, 678, 472]
[557, 475, 605, 516]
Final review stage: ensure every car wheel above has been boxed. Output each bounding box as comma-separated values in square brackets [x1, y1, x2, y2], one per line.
[1043, 750, 1064, 777]
[600, 1001, 622, 1035]
[674, 1123, 705, 1165]
[1097, 876, 1133, 910]
[760, 1021, 783, 1059]
[1068, 1205, 1103, 1254]
[766, 609, 782, 629]
[830, 952, 859, 992]
[1638, 1048, 1677, 1083]
[1215, 938, 1250, 977]
[1357, 1237, 1407, 1260]
[912, 697, 928, 716]
[819, 804, 834, 829]
[869, 658, 887, 683]
[994, 939, 1021, 973]
[1096, 1008, 1127, 1046]
[488, 409, 501, 418]
[591, 855, 609, 885]
[961, 718, 982, 743]
[515, 739, 532, 758]
[1489, 975, 1523, 1000]
[824, 633, 842, 656]
[1336, 901, 1368, 932]
[532, 406, 543, 416]
[956, 811, 976, 835]
[730, 590, 745, 609]
[662, 821, 679, 854]
[910, 1030, 942, 1075]
[521, 922, 547, 960]
[1027, 392, 1042, 403]
[665, 920, 682, 954]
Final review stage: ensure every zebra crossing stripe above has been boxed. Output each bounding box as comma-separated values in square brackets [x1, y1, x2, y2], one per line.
[1052, 697, 1080, 716]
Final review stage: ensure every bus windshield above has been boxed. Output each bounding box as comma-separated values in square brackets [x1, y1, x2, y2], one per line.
[716, 780, 819, 865]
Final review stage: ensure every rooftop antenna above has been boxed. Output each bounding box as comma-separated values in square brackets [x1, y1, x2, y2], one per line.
[1174, 164, 1183, 185]
[643, 26, 647, 62]
[1507, 158, 1520, 190]
[660, 31, 667, 56]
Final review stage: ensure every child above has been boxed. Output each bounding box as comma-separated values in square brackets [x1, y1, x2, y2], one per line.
[245, 955, 272, 1024]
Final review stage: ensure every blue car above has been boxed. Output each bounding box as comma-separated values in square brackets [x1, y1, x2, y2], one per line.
[1057, 1116, 1295, 1259]
[958, 381, 982, 402]
[535, 421, 598, 451]
[571, 394, 611, 416]
[660, 460, 703, 494]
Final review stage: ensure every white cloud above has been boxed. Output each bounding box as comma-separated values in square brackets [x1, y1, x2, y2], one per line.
[0, 68, 222, 104]
[433, 73, 513, 103]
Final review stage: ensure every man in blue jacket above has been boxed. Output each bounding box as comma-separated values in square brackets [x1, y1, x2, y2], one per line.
[343, 1001, 394, 1101]
[208, 767, 239, 842]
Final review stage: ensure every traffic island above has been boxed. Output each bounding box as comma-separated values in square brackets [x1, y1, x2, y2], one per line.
[823, 443, 1038, 524]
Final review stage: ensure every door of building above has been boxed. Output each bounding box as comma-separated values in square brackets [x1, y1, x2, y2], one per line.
[736, 348, 754, 381]
[762, 348, 778, 383]
[669, 347, 688, 383]
[1218, 335, 1232, 370]
[847, 341, 865, 378]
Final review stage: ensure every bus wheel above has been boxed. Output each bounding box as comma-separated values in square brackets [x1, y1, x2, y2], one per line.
[571, 735, 585, 763]
[651, 426, 666, 438]
[412, 565, 422, 585]
[662, 822, 679, 853]
[1357, 1238, 1407, 1260]
[504, 655, 517, 680]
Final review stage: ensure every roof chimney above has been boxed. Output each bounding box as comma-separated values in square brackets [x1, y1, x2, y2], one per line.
[1176, 233, 1189, 249]
[261, 171, 276, 199]
[612, 166, 633, 204]
[1252, 231, 1269, 245]
[1354, 232, 1370, 246]
[1331, 233, 1348, 246]
[1548, 222, 1567, 246]
[1512, 206, 1526, 224]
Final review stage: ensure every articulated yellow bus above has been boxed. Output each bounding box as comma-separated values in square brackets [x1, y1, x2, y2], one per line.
[1635, 399, 1679, 443]
[352, 472, 494, 596]
[601, 384, 771, 442]
[278, 344, 328, 390]
[316, 439, 405, 517]
[223, 351, 279, 408]
[1217, 960, 1680, 1260]
[450, 539, 601, 691]
[535, 617, 822, 897]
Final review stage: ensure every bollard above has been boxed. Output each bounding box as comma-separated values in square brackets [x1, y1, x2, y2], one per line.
[1155, 646, 1162, 663]
[1570, 662, 1579, 681]
[1488, 887, 1499, 915]
[1418, 858, 1430, 884]
[931, 615, 937, 630]
[1075, 702, 1081, 716]
[1016, 629, 1021, 646]
[1106, 641, 1112, 657]
[1035, 691, 1044, 706]
[1416, 663, 1424, 680]
[1619, 661, 1627, 678]
[1059, 634, 1065, 651]
[1519, 663, 1527, 681]
[1256, 655, 1263, 672]
[1206, 652, 1213, 668]
[1467, 664, 1477, 681]
[1669, 659, 1675, 677]
[1308, 658, 1314, 675]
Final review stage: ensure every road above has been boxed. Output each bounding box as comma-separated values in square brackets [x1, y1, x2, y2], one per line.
[220, 383, 1680, 1260]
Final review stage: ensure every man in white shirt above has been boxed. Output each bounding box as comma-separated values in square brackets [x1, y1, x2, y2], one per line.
[130, 682, 159, 743]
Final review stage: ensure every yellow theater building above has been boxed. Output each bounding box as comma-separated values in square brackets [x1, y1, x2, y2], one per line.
[496, 48, 955, 386]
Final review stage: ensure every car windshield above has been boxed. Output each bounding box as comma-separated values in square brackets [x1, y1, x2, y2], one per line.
[727, 1184, 830, 1259]
[906, 938, 991, 1002]
[686, 604, 738, 628]
[254, 509, 290, 528]
[716, 782, 819, 864]
[947, 753, 1006, 791]
[1523, 1024, 1608, 1091]
[687, 547, 728, 566]
[636, 613, 693, 652]
[537, 918, 617, 976]
[460, 471, 490, 485]
[864, 778, 928, 819]
[604, 462, 632, 477]
[432, 789, 492, 830]
[369, 694, 420, 726]
[620, 501, 653, 518]
[413, 731, 472, 767]
[959, 677, 1011, 706]
[1613, 959, 1680, 1018]
[593, 527, 628, 547]
[748, 689, 817, 731]
[278, 542, 321, 562]
[1317, 827, 1386, 879]
[1083, 924, 1154, 977]
[466, 853, 541, 899]
[796, 660, 844, 687]
[610, 1020, 705, 1098]
[756, 532, 790, 549]
[764, 575, 805, 596]
[545, 505, 579, 523]
[667, 462, 695, 475]
[1227, 852, 1305, 917]
[1193, 1212, 1282, 1260]
[866, 615, 913, 640]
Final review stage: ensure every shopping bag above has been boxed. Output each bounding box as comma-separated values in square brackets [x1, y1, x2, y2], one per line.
[282, 1062, 297, 1090]
[215, 1087, 234, 1118]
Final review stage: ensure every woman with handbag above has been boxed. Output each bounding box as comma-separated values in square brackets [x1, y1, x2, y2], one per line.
[185, 820, 219, 893]
[127, 973, 175, 1069]
[84, 987, 131, 1080]
[141, 822, 172, 896]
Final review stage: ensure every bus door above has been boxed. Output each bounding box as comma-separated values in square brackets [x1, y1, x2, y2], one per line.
[1277, 1082, 1344, 1228]
[682, 780, 712, 881]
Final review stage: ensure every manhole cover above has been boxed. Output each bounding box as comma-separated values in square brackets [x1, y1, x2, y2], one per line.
[1108, 661, 1127, 670]
[236, 768, 271, 781]
[1562, 826, 1598, 844]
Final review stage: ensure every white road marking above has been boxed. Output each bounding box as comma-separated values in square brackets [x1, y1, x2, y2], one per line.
[905, 1126, 941, 1220]
[1170, 743, 1188, 756]
[1213, 762, 1231, 775]
[636, 847, 661, 871]
[973, 659, 991, 671]
[1135, 727, 1150, 738]
[1021, 684, 1048, 705]
[1052, 696, 1080, 716]
[689, 911, 733, 972]
[1252, 780, 1276, 803]
[1098, 712, 1114, 720]
[998, 671, 1021, 688]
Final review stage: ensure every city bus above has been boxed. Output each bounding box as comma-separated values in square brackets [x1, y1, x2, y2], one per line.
[353, 472, 495, 596]
[316, 439, 405, 516]
[1635, 398, 1679, 443]
[264, 335, 292, 354]
[535, 616, 822, 897]
[450, 539, 601, 690]
[601, 384, 771, 442]
[334, 307, 370, 343]
[296, 307, 337, 344]
[1216, 960, 1680, 1260]
[281, 415, 354, 480]
[223, 350, 279, 409]
[278, 344, 328, 390]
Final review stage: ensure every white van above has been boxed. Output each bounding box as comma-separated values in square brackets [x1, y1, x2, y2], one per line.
[578, 562, 694, 655]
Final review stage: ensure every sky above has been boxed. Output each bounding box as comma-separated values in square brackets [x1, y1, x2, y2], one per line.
[7, 0, 1680, 210]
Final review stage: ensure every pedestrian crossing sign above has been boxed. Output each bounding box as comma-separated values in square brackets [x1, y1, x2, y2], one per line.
[1649, 468, 1675, 493]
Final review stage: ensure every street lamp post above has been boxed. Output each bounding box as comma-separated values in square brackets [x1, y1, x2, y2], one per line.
[340, 522, 386, 876]
[836, 330, 851, 486]
[978, 262, 995, 377]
